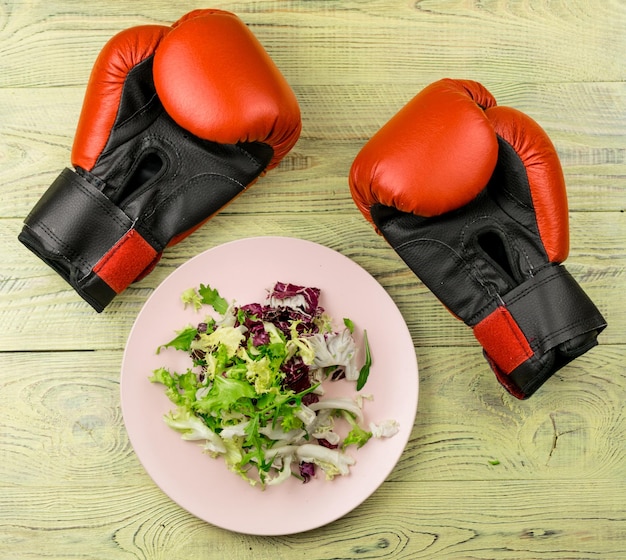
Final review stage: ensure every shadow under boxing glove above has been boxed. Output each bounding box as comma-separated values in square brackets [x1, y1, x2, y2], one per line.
[349, 78, 606, 399]
[19, 9, 301, 312]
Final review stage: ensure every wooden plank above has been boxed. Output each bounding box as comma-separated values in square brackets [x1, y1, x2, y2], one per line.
[1, 346, 623, 488]
[395, 345, 626, 483]
[0, 346, 624, 557]
[0, 480, 624, 559]
[1, 81, 624, 220]
[0, 1, 624, 88]
[1, 210, 622, 352]
[1, 1, 624, 558]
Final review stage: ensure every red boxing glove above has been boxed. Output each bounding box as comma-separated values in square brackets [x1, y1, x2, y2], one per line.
[19, 10, 301, 312]
[350, 78, 606, 399]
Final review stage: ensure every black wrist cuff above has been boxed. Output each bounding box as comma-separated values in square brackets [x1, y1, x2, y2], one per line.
[475, 264, 607, 398]
[18, 168, 158, 312]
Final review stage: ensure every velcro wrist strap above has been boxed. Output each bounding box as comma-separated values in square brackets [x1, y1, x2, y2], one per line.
[19, 168, 158, 311]
[473, 264, 607, 397]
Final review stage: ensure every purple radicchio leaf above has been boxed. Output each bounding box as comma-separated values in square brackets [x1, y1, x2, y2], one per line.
[269, 282, 322, 318]
[281, 356, 311, 393]
[236, 304, 270, 346]
[299, 461, 316, 483]
[239, 302, 319, 338]
[302, 392, 319, 406]
[317, 438, 338, 449]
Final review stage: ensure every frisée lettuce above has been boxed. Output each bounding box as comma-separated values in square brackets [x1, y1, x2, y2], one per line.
[150, 281, 398, 489]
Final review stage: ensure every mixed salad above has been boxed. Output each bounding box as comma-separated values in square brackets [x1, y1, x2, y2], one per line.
[150, 281, 399, 489]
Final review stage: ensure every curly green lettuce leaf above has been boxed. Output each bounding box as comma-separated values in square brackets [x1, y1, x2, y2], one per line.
[181, 288, 203, 311]
[149, 367, 198, 407]
[341, 410, 372, 449]
[181, 283, 229, 315]
[156, 326, 198, 354]
[194, 374, 257, 415]
[238, 342, 286, 394]
[198, 283, 229, 314]
[192, 326, 245, 360]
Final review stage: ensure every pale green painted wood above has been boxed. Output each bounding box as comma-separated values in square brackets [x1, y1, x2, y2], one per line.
[0, 1, 624, 558]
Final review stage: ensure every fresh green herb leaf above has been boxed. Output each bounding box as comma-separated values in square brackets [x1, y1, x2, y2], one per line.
[356, 329, 372, 391]
[198, 283, 229, 314]
[488, 459, 500, 466]
[343, 317, 355, 333]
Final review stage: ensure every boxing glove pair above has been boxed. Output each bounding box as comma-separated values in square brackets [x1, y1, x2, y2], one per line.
[19, 9, 301, 312]
[350, 79, 607, 399]
[19, 11, 605, 397]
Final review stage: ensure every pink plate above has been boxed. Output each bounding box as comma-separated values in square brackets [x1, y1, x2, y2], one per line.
[121, 236, 418, 535]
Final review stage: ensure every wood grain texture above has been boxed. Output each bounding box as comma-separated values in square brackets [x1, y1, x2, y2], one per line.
[0, 1, 624, 87]
[1, 348, 624, 558]
[2, 480, 625, 559]
[1, 0, 624, 558]
[1, 211, 622, 351]
[2, 82, 625, 218]
[1, 348, 623, 487]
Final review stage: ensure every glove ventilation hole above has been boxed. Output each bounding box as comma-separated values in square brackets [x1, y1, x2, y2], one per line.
[129, 152, 163, 187]
[118, 151, 164, 202]
[477, 230, 516, 284]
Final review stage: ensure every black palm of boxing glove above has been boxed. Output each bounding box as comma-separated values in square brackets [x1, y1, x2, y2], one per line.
[19, 10, 301, 312]
[350, 79, 606, 399]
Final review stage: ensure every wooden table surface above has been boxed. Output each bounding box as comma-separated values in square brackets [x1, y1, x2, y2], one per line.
[1, 1, 624, 558]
